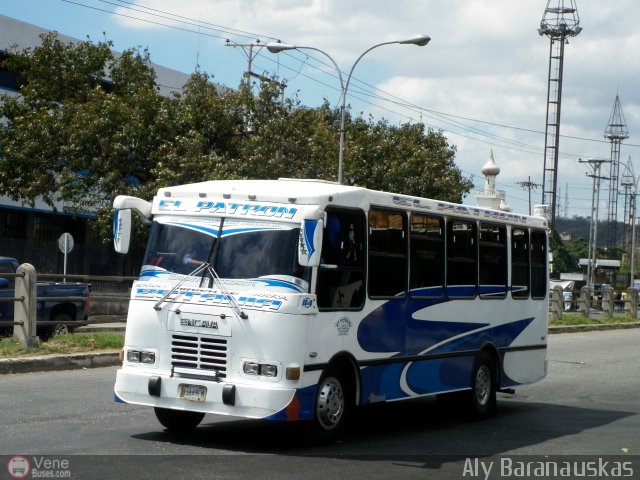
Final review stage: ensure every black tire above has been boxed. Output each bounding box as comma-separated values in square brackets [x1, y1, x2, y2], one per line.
[41, 313, 73, 339]
[310, 371, 352, 442]
[154, 407, 205, 432]
[466, 350, 497, 420]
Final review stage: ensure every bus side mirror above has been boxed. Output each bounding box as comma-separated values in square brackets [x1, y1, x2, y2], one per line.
[113, 208, 132, 254]
[299, 218, 323, 268]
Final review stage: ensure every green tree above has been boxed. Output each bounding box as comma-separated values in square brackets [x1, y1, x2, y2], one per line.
[0, 32, 164, 211]
[148, 71, 246, 190]
[346, 116, 472, 201]
[553, 238, 588, 274]
[0, 33, 475, 244]
[230, 81, 338, 180]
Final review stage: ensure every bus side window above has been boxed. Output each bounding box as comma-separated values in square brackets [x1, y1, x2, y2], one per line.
[511, 228, 530, 298]
[530, 229, 548, 299]
[368, 208, 408, 298]
[410, 213, 444, 298]
[446, 219, 477, 298]
[479, 222, 507, 298]
[317, 209, 365, 310]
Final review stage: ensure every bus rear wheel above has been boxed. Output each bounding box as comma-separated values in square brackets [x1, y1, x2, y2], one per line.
[154, 407, 205, 432]
[467, 351, 497, 420]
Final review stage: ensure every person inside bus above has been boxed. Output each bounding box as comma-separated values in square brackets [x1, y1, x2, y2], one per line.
[179, 241, 209, 272]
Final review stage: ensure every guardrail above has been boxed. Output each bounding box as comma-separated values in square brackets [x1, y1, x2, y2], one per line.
[549, 285, 638, 321]
[1, 263, 136, 348]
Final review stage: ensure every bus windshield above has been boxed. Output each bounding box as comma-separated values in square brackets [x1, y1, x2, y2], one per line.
[141, 217, 310, 291]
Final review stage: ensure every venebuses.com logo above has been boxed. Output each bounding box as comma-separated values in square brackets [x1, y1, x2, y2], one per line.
[7, 456, 30, 479]
[6, 455, 71, 479]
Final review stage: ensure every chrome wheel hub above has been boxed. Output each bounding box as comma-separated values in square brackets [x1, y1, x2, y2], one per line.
[316, 377, 344, 430]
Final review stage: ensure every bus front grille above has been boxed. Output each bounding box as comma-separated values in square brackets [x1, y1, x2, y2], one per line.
[171, 334, 228, 379]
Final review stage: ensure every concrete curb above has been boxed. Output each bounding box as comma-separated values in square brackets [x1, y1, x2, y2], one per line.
[548, 322, 640, 334]
[0, 351, 121, 375]
[75, 324, 126, 333]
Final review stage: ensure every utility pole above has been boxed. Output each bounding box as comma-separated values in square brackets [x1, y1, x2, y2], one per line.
[225, 40, 287, 150]
[620, 157, 635, 251]
[516, 177, 542, 215]
[580, 158, 610, 289]
[225, 40, 287, 94]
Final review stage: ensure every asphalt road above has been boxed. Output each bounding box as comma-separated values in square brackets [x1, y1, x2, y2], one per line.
[0, 329, 639, 479]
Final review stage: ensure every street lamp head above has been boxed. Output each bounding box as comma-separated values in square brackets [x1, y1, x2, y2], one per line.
[398, 34, 431, 46]
[265, 42, 296, 53]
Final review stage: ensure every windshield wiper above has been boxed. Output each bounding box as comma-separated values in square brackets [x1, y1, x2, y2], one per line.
[153, 262, 248, 320]
[204, 263, 248, 320]
[153, 262, 210, 311]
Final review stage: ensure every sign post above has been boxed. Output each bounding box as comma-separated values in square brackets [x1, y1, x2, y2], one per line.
[57, 232, 74, 281]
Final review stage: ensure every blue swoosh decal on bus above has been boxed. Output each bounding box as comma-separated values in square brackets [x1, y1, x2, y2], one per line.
[302, 220, 318, 260]
[357, 289, 533, 355]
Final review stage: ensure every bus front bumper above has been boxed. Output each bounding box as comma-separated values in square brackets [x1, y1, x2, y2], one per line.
[114, 368, 302, 420]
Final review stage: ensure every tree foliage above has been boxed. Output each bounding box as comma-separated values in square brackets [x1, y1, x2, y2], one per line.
[0, 32, 474, 242]
[0, 32, 165, 211]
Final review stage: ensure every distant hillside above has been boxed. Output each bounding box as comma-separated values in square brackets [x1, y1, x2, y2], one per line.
[555, 217, 626, 246]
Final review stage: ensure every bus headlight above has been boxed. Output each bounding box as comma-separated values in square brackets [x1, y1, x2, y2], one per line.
[127, 350, 141, 363]
[242, 361, 278, 377]
[243, 362, 260, 375]
[259, 364, 278, 377]
[140, 351, 156, 364]
[127, 349, 156, 365]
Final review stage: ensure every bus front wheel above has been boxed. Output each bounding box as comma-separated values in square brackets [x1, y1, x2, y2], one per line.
[154, 407, 205, 432]
[311, 371, 352, 442]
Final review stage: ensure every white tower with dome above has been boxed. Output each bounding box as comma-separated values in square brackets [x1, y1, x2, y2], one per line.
[474, 150, 511, 211]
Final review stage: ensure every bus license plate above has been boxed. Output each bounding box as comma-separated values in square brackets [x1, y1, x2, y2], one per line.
[178, 384, 207, 402]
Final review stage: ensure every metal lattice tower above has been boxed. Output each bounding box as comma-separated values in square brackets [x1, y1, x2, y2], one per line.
[538, 1, 582, 235]
[605, 94, 629, 249]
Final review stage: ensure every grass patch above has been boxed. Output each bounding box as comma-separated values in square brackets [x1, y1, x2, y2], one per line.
[0, 332, 123, 358]
[549, 314, 639, 327]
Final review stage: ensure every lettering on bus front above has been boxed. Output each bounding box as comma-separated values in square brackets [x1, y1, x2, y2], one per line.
[194, 201, 297, 219]
[157, 199, 298, 218]
[134, 288, 283, 310]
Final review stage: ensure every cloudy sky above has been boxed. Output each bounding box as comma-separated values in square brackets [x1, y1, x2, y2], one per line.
[3, 0, 640, 218]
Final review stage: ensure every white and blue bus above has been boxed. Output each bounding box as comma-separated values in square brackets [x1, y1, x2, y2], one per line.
[112, 178, 549, 440]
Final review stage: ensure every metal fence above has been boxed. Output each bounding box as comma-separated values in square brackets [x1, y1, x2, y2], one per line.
[0, 237, 143, 279]
[549, 285, 638, 321]
[1, 263, 135, 347]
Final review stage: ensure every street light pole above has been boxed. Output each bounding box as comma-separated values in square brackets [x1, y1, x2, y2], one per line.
[580, 158, 610, 290]
[266, 35, 430, 184]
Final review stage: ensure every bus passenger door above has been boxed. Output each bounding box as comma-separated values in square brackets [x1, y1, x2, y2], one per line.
[316, 208, 366, 310]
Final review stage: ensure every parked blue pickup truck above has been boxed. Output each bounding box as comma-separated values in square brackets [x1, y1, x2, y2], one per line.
[0, 257, 91, 338]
